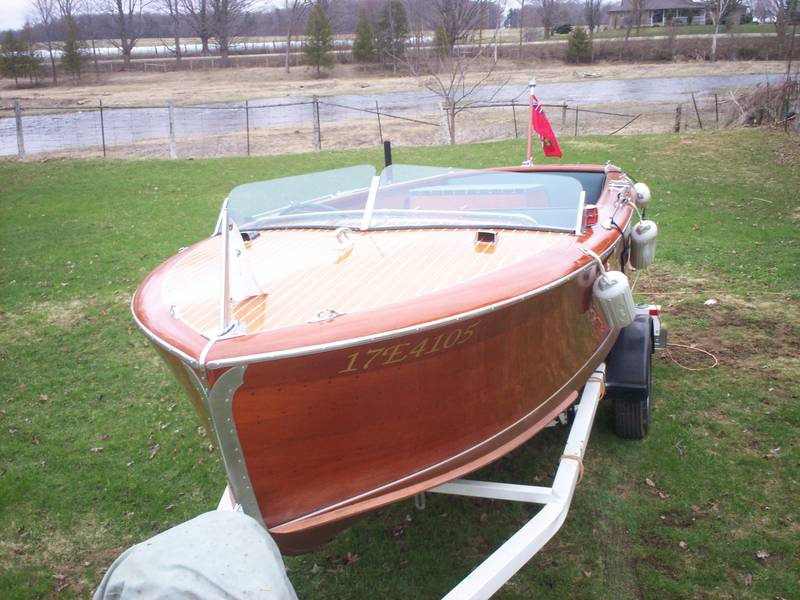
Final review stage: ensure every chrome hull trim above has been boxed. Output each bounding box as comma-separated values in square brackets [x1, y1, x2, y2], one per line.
[181, 363, 264, 528]
[130, 294, 200, 368]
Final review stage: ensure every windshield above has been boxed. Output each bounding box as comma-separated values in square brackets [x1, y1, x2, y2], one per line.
[225, 165, 376, 231]
[223, 164, 585, 233]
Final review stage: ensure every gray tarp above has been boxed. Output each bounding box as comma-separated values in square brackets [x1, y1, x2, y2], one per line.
[94, 511, 297, 600]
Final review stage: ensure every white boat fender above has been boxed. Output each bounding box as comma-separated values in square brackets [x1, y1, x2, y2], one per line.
[580, 247, 637, 329]
[633, 182, 651, 207]
[629, 219, 658, 270]
[593, 270, 637, 329]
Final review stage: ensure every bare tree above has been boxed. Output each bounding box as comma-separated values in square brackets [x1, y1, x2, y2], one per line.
[159, 0, 183, 63]
[749, 0, 774, 21]
[407, 39, 508, 144]
[536, 0, 560, 39]
[492, 0, 505, 61]
[405, 0, 428, 68]
[584, 0, 602, 36]
[181, 0, 212, 54]
[517, 0, 526, 57]
[57, 0, 83, 23]
[429, 0, 493, 53]
[624, 0, 647, 40]
[79, 2, 103, 78]
[31, 0, 59, 83]
[209, 0, 256, 67]
[283, 0, 310, 73]
[706, 0, 739, 61]
[770, 0, 799, 57]
[102, 0, 151, 69]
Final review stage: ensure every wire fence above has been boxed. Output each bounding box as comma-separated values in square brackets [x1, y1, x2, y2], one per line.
[0, 92, 743, 161]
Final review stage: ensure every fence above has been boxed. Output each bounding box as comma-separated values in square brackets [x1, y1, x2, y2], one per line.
[0, 92, 747, 161]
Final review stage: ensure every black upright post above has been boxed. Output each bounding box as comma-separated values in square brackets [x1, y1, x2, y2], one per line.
[383, 140, 392, 168]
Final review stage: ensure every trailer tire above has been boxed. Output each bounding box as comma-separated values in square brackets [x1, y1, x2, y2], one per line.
[612, 395, 649, 439]
[611, 332, 652, 439]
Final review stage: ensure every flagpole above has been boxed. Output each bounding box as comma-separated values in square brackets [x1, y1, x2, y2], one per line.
[524, 77, 536, 165]
[219, 205, 232, 335]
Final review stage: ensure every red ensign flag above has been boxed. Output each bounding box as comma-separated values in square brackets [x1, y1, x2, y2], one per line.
[530, 95, 562, 158]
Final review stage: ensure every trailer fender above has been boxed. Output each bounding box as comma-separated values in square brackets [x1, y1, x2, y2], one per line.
[605, 314, 652, 401]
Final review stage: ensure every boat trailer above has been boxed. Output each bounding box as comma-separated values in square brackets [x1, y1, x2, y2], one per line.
[420, 364, 607, 600]
[218, 362, 611, 600]
[217, 307, 662, 600]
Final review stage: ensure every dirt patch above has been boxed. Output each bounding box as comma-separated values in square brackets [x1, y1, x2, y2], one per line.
[29, 299, 88, 330]
[773, 141, 800, 166]
[637, 266, 800, 382]
[2, 516, 130, 597]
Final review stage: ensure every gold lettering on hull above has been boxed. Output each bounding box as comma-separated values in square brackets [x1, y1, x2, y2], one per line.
[339, 321, 480, 373]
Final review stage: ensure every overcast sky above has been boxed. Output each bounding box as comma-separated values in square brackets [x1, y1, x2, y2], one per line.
[1, 0, 32, 31]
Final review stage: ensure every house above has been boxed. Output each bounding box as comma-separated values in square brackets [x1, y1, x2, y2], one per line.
[608, 0, 707, 29]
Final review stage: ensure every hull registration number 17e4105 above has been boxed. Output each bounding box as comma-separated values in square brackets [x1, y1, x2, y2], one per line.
[339, 321, 480, 373]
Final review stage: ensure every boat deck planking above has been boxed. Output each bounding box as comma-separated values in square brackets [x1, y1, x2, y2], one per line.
[163, 228, 572, 338]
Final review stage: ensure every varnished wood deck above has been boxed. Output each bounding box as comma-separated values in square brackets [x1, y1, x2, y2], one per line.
[162, 228, 573, 337]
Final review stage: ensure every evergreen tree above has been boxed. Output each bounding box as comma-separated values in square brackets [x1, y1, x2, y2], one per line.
[352, 8, 376, 64]
[0, 32, 29, 86]
[303, 2, 335, 76]
[61, 20, 87, 80]
[376, 0, 409, 72]
[566, 27, 592, 63]
[22, 22, 41, 85]
[433, 26, 450, 58]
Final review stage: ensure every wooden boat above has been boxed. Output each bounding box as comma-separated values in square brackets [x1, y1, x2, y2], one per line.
[132, 162, 643, 553]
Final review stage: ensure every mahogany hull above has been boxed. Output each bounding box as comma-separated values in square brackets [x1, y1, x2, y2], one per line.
[221, 262, 615, 553]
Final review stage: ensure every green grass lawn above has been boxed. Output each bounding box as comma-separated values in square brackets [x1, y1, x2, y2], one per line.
[592, 23, 771, 38]
[1, 129, 798, 599]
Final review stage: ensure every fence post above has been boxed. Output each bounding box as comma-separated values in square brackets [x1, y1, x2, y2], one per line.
[312, 95, 321, 151]
[573, 105, 579, 137]
[690, 92, 703, 130]
[512, 101, 519, 139]
[245, 100, 251, 156]
[99, 100, 107, 158]
[561, 102, 567, 128]
[674, 104, 682, 133]
[714, 93, 719, 128]
[168, 102, 177, 159]
[14, 99, 25, 159]
[375, 100, 383, 144]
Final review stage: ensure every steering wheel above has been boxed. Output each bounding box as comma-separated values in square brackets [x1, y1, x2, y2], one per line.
[279, 202, 339, 215]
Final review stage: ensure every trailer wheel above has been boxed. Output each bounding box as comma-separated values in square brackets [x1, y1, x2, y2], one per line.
[611, 333, 652, 439]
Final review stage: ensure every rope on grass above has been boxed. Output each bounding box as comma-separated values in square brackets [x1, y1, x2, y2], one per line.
[665, 343, 719, 372]
[560, 453, 585, 484]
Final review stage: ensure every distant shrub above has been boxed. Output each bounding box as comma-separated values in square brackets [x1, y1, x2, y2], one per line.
[566, 27, 592, 63]
[498, 34, 788, 63]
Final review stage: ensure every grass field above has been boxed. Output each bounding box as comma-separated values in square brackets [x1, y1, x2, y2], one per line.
[592, 23, 771, 38]
[1, 128, 798, 599]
